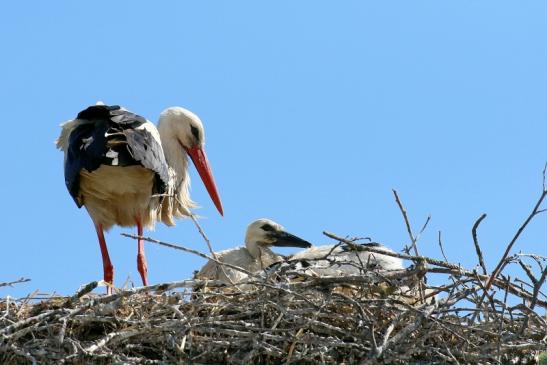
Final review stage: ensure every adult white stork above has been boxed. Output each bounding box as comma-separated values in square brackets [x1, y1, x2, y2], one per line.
[196, 219, 312, 285]
[288, 242, 404, 275]
[56, 104, 223, 292]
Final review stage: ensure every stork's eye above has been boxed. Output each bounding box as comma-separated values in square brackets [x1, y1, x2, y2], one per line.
[261, 224, 274, 232]
[190, 125, 200, 141]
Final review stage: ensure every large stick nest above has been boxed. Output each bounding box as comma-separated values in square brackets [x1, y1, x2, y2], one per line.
[1, 239, 546, 365]
[2, 185, 547, 364]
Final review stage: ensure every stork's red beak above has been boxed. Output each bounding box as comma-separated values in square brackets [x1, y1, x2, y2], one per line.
[186, 145, 224, 216]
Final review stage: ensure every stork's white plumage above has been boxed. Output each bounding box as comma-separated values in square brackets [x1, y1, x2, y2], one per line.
[56, 104, 223, 292]
[288, 242, 404, 276]
[287, 243, 437, 304]
[196, 219, 312, 285]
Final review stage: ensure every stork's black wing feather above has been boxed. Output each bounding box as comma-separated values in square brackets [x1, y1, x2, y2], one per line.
[64, 104, 169, 207]
[123, 127, 170, 194]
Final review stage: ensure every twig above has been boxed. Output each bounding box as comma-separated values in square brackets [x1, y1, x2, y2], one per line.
[471, 213, 488, 275]
[392, 189, 420, 257]
[185, 214, 235, 285]
[392, 190, 427, 304]
[437, 231, 449, 262]
[519, 265, 547, 334]
[0, 278, 30, 288]
[121, 234, 255, 279]
[484, 180, 547, 292]
[472, 183, 547, 322]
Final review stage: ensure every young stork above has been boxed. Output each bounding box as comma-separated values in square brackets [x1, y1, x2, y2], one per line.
[288, 242, 404, 275]
[196, 219, 312, 285]
[288, 244, 437, 304]
[56, 104, 223, 291]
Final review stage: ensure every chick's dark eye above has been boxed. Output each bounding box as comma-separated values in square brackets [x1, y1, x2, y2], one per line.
[261, 224, 274, 232]
[190, 125, 200, 141]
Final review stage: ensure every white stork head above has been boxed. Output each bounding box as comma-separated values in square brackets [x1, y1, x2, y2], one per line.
[244, 219, 312, 259]
[159, 107, 206, 148]
[158, 107, 223, 216]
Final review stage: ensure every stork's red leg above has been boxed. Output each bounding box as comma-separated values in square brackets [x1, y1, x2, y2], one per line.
[95, 224, 114, 294]
[136, 220, 149, 286]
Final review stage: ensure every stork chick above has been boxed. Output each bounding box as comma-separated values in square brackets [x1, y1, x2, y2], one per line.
[289, 242, 404, 276]
[196, 219, 312, 285]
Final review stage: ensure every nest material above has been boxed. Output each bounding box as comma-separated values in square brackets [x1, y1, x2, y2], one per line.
[3, 184, 547, 364]
[1, 244, 546, 365]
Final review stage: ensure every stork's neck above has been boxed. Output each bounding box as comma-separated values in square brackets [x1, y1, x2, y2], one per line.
[246, 240, 261, 260]
[246, 241, 281, 267]
[157, 121, 189, 187]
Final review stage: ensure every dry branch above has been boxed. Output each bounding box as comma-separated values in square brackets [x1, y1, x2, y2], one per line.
[0, 278, 30, 289]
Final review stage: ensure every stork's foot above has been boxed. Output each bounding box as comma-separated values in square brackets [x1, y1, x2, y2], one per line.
[104, 264, 114, 294]
[135, 220, 148, 286]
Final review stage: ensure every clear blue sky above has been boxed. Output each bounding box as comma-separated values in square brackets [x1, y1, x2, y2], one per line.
[1, 1, 546, 298]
